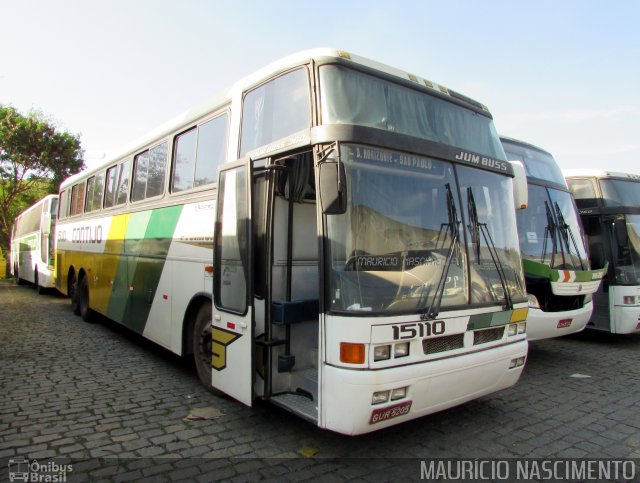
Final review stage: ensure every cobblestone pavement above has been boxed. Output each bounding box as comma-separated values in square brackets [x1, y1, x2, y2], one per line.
[1, 279, 640, 481]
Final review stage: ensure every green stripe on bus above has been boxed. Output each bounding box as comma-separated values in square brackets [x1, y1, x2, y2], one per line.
[467, 310, 513, 330]
[522, 258, 608, 282]
[124, 205, 183, 334]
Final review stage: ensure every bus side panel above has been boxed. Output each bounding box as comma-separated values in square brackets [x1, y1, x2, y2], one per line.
[166, 202, 215, 354]
[93, 214, 130, 315]
[122, 206, 182, 335]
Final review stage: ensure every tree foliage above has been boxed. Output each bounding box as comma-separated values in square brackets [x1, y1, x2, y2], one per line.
[0, 104, 84, 253]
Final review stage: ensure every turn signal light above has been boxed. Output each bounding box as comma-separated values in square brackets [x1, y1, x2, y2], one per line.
[340, 342, 365, 364]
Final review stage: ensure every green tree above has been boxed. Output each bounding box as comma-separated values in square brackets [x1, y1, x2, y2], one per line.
[0, 105, 84, 254]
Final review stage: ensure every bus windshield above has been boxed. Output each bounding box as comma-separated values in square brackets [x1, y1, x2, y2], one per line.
[600, 179, 640, 207]
[319, 65, 505, 159]
[326, 144, 525, 315]
[613, 214, 640, 285]
[517, 185, 588, 271]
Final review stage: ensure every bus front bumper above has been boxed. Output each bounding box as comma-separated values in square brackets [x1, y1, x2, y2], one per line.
[525, 302, 593, 341]
[321, 338, 527, 435]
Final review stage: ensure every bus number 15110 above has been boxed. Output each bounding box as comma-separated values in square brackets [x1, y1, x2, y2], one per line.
[392, 321, 446, 340]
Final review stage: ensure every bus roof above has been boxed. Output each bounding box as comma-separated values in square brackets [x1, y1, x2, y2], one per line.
[61, 48, 492, 190]
[499, 135, 553, 157]
[564, 169, 640, 181]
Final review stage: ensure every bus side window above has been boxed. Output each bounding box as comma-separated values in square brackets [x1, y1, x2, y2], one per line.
[116, 159, 130, 206]
[70, 182, 86, 216]
[567, 178, 598, 209]
[104, 165, 118, 208]
[240, 68, 311, 156]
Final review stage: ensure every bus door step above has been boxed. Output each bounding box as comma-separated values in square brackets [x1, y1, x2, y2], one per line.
[270, 393, 318, 424]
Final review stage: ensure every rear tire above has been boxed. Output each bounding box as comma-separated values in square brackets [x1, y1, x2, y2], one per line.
[69, 272, 80, 315]
[193, 303, 223, 395]
[78, 276, 93, 322]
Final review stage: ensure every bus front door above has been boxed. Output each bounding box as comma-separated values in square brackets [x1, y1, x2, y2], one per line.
[212, 160, 254, 406]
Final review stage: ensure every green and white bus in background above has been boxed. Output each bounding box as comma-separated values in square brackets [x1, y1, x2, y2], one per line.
[10, 194, 58, 292]
[55, 49, 529, 435]
[501, 138, 605, 340]
[565, 169, 640, 334]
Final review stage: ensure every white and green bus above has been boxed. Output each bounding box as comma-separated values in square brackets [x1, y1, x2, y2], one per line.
[565, 169, 640, 334]
[10, 194, 58, 292]
[501, 138, 605, 340]
[56, 49, 529, 435]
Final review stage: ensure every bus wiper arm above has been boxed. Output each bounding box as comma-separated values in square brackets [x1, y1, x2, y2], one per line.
[467, 187, 513, 310]
[542, 201, 557, 266]
[554, 201, 585, 270]
[422, 183, 460, 320]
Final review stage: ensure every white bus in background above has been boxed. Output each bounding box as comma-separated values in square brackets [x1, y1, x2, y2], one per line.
[501, 138, 605, 340]
[565, 169, 640, 334]
[55, 48, 530, 435]
[10, 194, 58, 292]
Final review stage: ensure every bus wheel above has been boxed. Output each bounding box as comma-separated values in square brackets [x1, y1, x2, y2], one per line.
[35, 272, 45, 294]
[193, 303, 223, 395]
[69, 272, 80, 315]
[78, 276, 93, 323]
[15, 266, 25, 285]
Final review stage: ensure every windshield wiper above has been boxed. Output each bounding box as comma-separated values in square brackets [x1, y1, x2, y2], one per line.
[467, 187, 513, 310]
[541, 201, 558, 265]
[421, 183, 460, 320]
[554, 201, 586, 270]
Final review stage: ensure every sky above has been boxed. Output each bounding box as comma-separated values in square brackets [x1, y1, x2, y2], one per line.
[1, 0, 639, 173]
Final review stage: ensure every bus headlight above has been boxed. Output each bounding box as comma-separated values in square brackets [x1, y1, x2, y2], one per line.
[394, 342, 410, 358]
[508, 322, 526, 336]
[372, 390, 390, 404]
[527, 294, 540, 309]
[373, 345, 391, 361]
[390, 387, 408, 401]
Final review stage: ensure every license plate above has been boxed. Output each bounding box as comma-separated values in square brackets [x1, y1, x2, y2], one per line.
[369, 401, 412, 424]
[557, 318, 572, 328]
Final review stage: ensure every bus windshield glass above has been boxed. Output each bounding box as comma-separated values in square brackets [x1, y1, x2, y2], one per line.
[326, 144, 525, 315]
[613, 214, 640, 285]
[600, 179, 640, 207]
[319, 65, 505, 159]
[517, 185, 588, 270]
[503, 145, 565, 186]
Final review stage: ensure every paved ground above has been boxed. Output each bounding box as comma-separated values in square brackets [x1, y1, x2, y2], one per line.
[1, 279, 640, 481]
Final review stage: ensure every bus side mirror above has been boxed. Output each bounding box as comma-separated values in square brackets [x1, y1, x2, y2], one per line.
[614, 219, 628, 247]
[319, 161, 347, 215]
[42, 213, 51, 236]
[509, 160, 528, 210]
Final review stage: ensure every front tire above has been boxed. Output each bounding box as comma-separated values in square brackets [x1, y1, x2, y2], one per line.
[35, 271, 45, 294]
[193, 303, 223, 395]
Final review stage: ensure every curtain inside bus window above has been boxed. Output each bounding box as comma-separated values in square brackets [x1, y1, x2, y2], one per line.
[319, 65, 505, 160]
[240, 68, 310, 156]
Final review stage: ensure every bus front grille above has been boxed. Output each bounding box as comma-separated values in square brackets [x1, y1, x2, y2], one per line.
[473, 326, 505, 345]
[422, 334, 464, 355]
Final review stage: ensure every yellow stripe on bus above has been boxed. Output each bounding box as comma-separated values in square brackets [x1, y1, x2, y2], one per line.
[91, 214, 131, 314]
